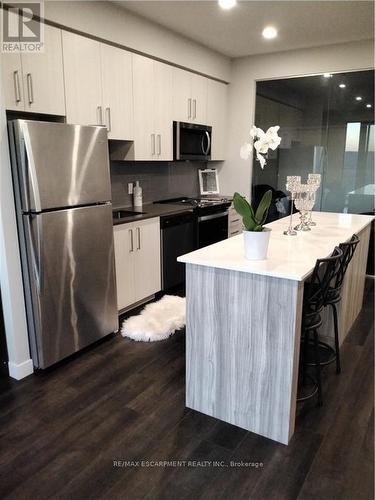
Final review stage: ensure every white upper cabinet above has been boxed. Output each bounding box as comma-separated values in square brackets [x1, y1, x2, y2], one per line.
[2, 52, 24, 112]
[133, 54, 173, 161]
[62, 31, 102, 126]
[133, 55, 155, 161]
[172, 68, 207, 125]
[207, 80, 228, 161]
[172, 68, 192, 123]
[100, 44, 134, 140]
[153, 61, 173, 161]
[191, 73, 207, 124]
[2, 19, 65, 115]
[21, 25, 65, 115]
[63, 32, 134, 139]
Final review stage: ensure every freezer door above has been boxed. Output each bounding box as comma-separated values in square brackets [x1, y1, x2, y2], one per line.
[24, 204, 118, 368]
[11, 120, 111, 211]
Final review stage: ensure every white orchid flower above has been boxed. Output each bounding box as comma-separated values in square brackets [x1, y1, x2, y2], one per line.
[264, 126, 281, 150]
[250, 125, 262, 139]
[254, 138, 269, 155]
[241, 124, 281, 169]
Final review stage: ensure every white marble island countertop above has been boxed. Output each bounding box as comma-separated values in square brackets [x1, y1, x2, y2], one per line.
[178, 212, 374, 281]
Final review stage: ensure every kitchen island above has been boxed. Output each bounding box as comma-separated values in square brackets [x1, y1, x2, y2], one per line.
[178, 212, 373, 445]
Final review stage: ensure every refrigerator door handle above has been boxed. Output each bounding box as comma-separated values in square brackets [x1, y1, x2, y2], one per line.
[22, 126, 42, 212]
[26, 215, 43, 292]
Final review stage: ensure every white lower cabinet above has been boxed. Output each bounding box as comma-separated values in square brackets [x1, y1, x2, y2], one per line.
[228, 205, 243, 237]
[113, 217, 161, 311]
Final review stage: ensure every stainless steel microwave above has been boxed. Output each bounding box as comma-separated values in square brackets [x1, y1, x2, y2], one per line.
[173, 121, 212, 161]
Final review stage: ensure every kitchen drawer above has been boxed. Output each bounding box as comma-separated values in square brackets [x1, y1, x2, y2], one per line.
[229, 219, 243, 230]
[229, 229, 242, 238]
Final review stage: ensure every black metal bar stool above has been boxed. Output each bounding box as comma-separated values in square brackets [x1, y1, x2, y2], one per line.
[305, 234, 360, 375]
[298, 247, 343, 406]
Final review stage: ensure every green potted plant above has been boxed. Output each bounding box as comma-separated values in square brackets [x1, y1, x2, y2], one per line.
[233, 191, 272, 260]
[235, 124, 281, 260]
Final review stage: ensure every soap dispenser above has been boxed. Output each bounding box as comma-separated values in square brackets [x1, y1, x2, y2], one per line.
[133, 181, 143, 207]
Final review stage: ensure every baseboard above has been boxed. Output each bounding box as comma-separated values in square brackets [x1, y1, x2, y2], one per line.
[8, 358, 34, 380]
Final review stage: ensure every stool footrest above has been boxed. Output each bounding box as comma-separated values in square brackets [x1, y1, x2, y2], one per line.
[302, 339, 337, 367]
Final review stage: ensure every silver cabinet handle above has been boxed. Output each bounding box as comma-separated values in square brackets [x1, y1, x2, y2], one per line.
[13, 70, 21, 103]
[188, 98, 192, 119]
[151, 134, 155, 155]
[137, 227, 141, 250]
[157, 134, 161, 156]
[129, 228, 134, 252]
[106, 107, 111, 132]
[97, 106, 103, 125]
[193, 99, 197, 120]
[26, 73, 34, 105]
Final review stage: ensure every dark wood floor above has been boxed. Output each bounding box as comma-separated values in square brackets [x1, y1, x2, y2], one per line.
[0, 281, 373, 500]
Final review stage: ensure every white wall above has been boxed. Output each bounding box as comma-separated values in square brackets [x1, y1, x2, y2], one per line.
[0, 56, 34, 380]
[44, 1, 231, 82]
[220, 39, 375, 200]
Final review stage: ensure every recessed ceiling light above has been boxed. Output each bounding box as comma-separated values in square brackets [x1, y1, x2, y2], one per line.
[218, 0, 237, 10]
[262, 26, 278, 39]
[339, 83, 346, 88]
[323, 73, 332, 78]
[355, 96, 362, 101]
[366, 104, 372, 108]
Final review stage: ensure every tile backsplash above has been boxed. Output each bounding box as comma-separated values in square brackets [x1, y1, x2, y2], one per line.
[110, 161, 204, 207]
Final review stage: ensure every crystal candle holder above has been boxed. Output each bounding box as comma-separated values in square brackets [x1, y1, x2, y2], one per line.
[283, 176, 301, 236]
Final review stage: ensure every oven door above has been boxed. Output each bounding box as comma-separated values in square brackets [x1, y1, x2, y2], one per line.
[197, 210, 228, 248]
[174, 122, 211, 161]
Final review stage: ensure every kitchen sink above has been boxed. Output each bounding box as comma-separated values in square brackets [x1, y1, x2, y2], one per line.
[113, 209, 145, 219]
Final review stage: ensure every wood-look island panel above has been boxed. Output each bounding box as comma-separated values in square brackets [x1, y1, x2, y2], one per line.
[186, 264, 303, 445]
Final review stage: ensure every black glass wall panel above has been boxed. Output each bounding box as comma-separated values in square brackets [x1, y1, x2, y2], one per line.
[253, 70, 374, 221]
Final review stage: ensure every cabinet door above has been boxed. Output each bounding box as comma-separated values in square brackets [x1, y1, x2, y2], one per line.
[133, 54, 155, 160]
[113, 223, 136, 311]
[133, 218, 161, 302]
[101, 44, 133, 140]
[191, 74, 207, 124]
[2, 10, 24, 111]
[21, 25, 65, 115]
[172, 67, 192, 122]
[2, 52, 24, 111]
[62, 31, 102, 126]
[207, 80, 227, 160]
[154, 61, 173, 161]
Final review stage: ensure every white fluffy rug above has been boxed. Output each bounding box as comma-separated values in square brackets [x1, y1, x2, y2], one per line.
[121, 295, 186, 342]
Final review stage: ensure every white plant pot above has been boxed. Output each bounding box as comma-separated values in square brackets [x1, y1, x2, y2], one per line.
[243, 228, 271, 260]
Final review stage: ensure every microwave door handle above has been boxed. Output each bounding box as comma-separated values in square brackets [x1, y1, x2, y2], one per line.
[201, 131, 211, 156]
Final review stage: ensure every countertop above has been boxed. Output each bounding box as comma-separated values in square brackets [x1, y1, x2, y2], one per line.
[112, 202, 194, 225]
[178, 212, 374, 281]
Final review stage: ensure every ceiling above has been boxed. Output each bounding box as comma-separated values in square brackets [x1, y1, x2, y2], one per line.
[114, 1, 374, 58]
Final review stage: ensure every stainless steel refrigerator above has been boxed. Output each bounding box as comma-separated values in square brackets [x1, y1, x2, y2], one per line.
[8, 120, 118, 369]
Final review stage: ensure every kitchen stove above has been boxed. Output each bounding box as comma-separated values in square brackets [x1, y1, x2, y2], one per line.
[155, 196, 231, 210]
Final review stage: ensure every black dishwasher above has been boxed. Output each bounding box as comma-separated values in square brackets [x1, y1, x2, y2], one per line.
[160, 211, 197, 291]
